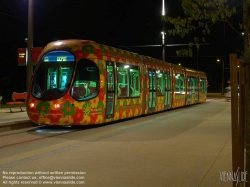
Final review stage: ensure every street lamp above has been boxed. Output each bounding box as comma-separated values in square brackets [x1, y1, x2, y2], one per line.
[217, 59, 225, 95]
[26, 0, 34, 92]
[161, 31, 166, 61]
[161, 0, 166, 61]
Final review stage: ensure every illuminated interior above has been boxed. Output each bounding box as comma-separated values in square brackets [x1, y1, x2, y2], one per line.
[32, 50, 75, 100]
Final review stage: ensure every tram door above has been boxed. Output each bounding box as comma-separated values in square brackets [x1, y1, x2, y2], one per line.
[148, 69, 156, 113]
[164, 71, 171, 109]
[105, 62, 115, 119]
[195, 78, 199, 102]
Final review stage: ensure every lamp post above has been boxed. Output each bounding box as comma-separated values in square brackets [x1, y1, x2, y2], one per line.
[217, 59, 225, 95]
[26, 0, 34, 92]
[161, 0, 166, 61]
[161, 31, 166, 61]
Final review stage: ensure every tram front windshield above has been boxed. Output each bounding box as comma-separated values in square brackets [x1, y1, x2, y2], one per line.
[32, 50, 75, 100]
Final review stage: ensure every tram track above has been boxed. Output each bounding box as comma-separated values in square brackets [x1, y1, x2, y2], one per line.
[0, 124, 81, 149]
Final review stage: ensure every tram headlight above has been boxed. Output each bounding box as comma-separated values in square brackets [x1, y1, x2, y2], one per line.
[54, 103, 61, 109]
[30, 102, 35, 108]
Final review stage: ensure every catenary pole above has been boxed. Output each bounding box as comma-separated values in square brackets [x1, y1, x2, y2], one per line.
[26, 0, 34, 92]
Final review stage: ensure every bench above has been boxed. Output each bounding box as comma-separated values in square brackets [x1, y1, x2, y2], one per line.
[6, 92, 28, 112]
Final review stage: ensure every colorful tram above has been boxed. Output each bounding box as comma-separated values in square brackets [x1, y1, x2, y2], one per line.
[26, 39, 207, 126]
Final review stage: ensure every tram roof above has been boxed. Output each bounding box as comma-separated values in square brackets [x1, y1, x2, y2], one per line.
[43, 39, 142, 64]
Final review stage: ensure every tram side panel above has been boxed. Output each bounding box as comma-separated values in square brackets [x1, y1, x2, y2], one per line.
[67, 45, 144, 124]
[112, 60, 143, 121]
[198, 71, 207, 103]
[141, 56, 172, 114]
[27, 40, 144, 125]
[171, 64, 186, 108]
[185, 68, 199, 105]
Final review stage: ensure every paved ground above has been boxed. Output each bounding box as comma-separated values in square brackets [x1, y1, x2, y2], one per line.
[0, 95, 238, 187]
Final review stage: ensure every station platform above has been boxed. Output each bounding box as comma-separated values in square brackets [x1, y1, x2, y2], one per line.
[0, 107, 31, 132]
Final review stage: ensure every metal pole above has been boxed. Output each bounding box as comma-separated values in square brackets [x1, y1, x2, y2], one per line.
[162, 31, 165, 62]
[26, 0, 34, 92]
[162, 0, 165, 62]
[222, 60, 225, 95]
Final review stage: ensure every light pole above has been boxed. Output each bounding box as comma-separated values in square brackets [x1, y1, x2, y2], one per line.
[26, 0, 34, 92]
[217, 59, 225, 95]
[161, 0, 166, 61]
[161, 31, 166, 61]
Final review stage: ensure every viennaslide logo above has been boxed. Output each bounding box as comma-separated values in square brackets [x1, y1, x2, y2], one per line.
[220, 167, 247, 186]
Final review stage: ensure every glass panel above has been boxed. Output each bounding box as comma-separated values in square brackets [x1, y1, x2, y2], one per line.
[200, 78, 207, 93]
[106, 63, 114, 117]
[117, 65, 129, 98]
[152, 92, 156, 107]
[156, 70, 164, 96]
[149, 69, 156, 91]
[195, 78, 198, 100]
[71, 60, 99, 100]
[32, 50, 75, 100]
[166, 72, 171, 90]
[149, 92, 152, 108]
[180, 74, 185, 94]
[107, 66, 114, 92]
[175, 74, 180, 93]
[187, 77, 191, 103]
[148, 69, 156, 111]
[152, 71, 156, 91]
[164, 72, 171, 106]
[129, 68, 140, 97]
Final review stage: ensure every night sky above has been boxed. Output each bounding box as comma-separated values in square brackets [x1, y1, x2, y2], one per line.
[0, 0, 243, 95]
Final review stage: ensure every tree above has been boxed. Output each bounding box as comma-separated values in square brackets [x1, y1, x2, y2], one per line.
[163, 0, 250, 186]
[164, 0, 243, 52]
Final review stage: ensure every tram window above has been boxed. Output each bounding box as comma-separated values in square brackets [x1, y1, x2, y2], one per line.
[192, 78, 196, 91]
[129, 68, 140, 97]
[156, 70, 164, 96]
[175, 74, 185, 94]
[165, 72, 171, 91]
[180, 74, 185, 93]
[200, 78, 207, 93]
[107, 66, 114, 91]
[117, 66, 129, 97]
[71, 59, 99, 100]
[175, 74, 180, 93]
[117, 63, 140, 98]
[148, 69, 156, 91]
[194, 78, 198, 91]
[32, 50, 75, 100]
[188, 77, 195, 92]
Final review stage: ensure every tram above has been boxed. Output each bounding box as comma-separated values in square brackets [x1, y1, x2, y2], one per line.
[26, 39, 207, 126]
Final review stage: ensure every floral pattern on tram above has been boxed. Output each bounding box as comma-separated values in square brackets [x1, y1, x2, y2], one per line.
[27, 40, 143, 125]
